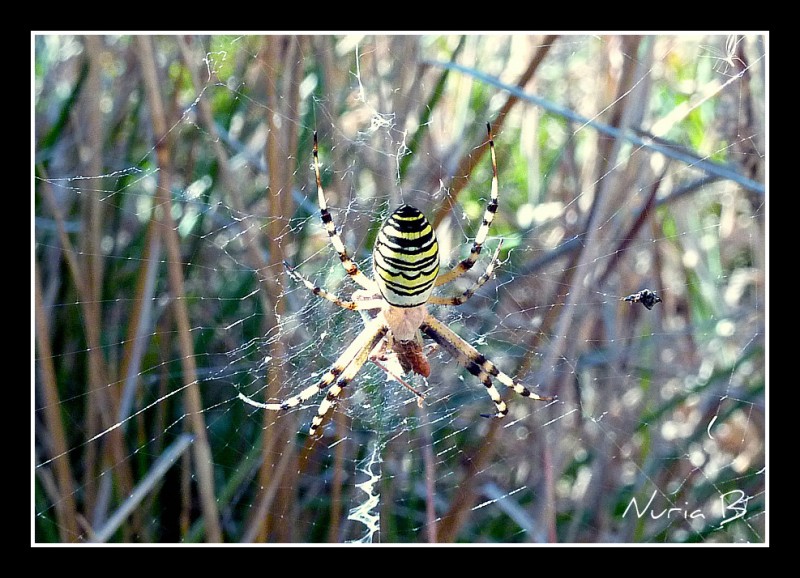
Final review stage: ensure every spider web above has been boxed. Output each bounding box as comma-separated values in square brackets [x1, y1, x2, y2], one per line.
[33, 33, 767, 544]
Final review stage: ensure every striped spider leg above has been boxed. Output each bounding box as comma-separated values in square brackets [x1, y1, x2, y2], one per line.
[312, 130, 378, 293]
[240, 124, 552, 436]
[432, 123, 500, 288]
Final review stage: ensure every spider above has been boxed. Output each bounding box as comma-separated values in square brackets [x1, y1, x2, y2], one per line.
[239, 123, 553, 436]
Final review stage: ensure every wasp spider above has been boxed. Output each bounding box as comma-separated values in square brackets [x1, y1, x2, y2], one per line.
[239, 123, 553, 436]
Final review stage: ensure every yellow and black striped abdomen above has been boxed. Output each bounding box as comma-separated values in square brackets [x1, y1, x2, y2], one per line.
[373, 205, 440, 308]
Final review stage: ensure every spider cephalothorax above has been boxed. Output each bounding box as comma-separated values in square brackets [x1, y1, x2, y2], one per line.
[239, 124, 553, 435]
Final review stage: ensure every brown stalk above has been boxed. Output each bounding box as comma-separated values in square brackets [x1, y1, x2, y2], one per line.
[81, 35, 105, 335]
[113, 210, 164, 539]
[246, 35, 303, 542]
[34, 260, 80, 541]
[176, 36, 301, 541]
[135, 35, 222, 542]
[80, 35, 141, 537]
[596, 169, 663, 288]
[240, 438, 297, 543]
[75, 42, 107, 513]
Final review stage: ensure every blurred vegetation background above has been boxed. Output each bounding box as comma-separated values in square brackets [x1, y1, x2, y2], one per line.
[34, 34, 765, 544]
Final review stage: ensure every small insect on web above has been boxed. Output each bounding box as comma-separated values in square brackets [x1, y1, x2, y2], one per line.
[623, 289, 662, 310]
[239, 123, 553, 436]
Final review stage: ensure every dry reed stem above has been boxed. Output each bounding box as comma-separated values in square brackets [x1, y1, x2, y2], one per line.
[176, 37, 302, 539]
[135, 35, 222, 542]
[80, 36, 137, 531]
[34, 261, 80, 540]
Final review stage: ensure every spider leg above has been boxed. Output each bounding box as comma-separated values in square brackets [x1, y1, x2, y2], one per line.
[435, 123, 498, 288]
[239, 317, 388, 436]
[284, 261, 383, 312]
[313, 132, 379, 293]
[309, 318, 389, 436]
[420, 315, 552, 419]
[428, 239, 503, 306]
